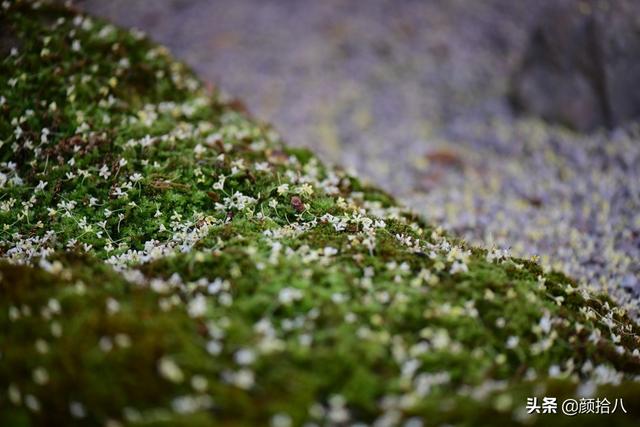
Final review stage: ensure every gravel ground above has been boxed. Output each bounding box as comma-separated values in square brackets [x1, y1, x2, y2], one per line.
[75, 0, 639, 316]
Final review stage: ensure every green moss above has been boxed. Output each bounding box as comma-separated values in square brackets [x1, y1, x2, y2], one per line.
[1, 1, 639, 426]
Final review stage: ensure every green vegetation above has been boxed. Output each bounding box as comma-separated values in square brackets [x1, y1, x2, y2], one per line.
[1, 1, 639, 426]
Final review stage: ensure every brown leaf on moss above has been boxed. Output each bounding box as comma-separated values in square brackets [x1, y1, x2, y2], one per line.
[291, 196, 304, 213]
[425, 149, 464, 170]
[207, 191, 220, 202]
[227, 98, 250, 116]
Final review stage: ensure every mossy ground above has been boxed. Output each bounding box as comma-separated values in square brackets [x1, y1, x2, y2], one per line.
[1, 1, 639, 426]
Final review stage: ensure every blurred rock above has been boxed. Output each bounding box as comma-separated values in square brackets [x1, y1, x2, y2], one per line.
[510, 0, 640, 132]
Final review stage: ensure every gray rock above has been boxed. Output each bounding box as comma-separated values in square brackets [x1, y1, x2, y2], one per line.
[511, 0, 640, 132]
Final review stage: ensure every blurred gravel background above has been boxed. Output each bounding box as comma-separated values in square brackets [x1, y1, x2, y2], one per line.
[75, 0, 639, 315]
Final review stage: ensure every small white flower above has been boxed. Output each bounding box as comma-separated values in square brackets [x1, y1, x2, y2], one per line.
[449, 261, 468, 274]
[158, 357, 184, 383]
[191, 375, 208, 392]
[298, 183, 314, 197]
[233, 369, 254, 389]
[278, 287, 303, 306]
[539, 313, 552, 334]
[331, 293, 346, 304]
[99, 164, 111, 179]
[187, 295, 207, 318]
[99, 336, 113, 352]
[106, 298, 120, 314]
[255, 162, 269, 172]
[35, 180, 47, 192]
[207, 278, 223, 295]
[234, 348, 256, 365]
[323, 246, 338, 257]
[32, 367, 49, 385]
[271, 413, 292, 427]
[25, 394, 40, 412]
[8, 384, 21, 404]
[212, 175, 226, 191]
[69, 401, 86, 418]
[206, 340, 222, 355]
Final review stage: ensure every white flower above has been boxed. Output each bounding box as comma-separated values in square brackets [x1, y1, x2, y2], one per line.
[106, 298, 120, 314]
[187, 295, 207, 318]
[32, 367, 49, 385]
[99, 164, 111, 179]
[506, 336, 519, 349]
[278, 287, 303, 305]
[449, 261, 468, 274]
[76, 122, 89, 133]
[276, 184, 289, 195]
[331, 293, 346, 304]
[158, 357, 184, 383]
[255, 162, 269, 172]
[191, 375, 208, 392]
[271, 413, 292, 427]
[207, 278, 223, 295]
[232, 369, 254, 389]
[206, 340, 222, 355]
[194, 144, 206, 156]
[234, 348, 256, 365]
[212, 175, 225, 191]
[25, 395, 40, 412]
[323, 246, 338, 257]
[99, 336, 113, 352]
[69, 401, 86, 418]
[298, 183, 314, 197]
[35, 180, 47, 192]
[59, 200, 77, 211]
[539, 313, 552, 334]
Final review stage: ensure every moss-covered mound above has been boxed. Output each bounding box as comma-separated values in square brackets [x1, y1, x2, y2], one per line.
[1, 1, 639, 426]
